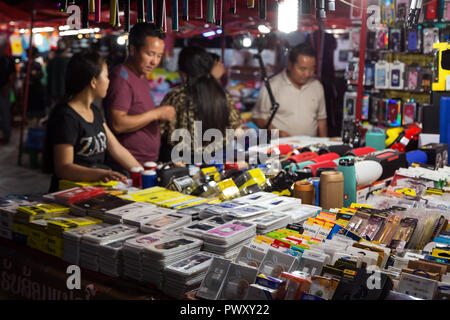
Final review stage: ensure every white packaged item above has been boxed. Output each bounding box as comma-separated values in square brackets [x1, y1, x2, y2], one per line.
[375, 60, 390, 89]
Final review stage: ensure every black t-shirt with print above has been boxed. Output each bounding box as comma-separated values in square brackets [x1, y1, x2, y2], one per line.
[44, 103, 108, 190]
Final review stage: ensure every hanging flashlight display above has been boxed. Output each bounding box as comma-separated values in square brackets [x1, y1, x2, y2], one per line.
[115, 0, 121, 27]
[124, 0, 130, 31]
[109, 0, 116, 25]
[316, 0, 326, 19]
[82, 0, 89, 28]
[95, 0, 101, 22]
[89, 0, 95, 12]
[156, 0, 167, 31]
[259, 0, 267, 19]
[215, 0, 222, 25]
[147, 0, 154, 22]
[195, 0, 203, 18]
[207, 0, 215, 23]
[172, 0, 179, 31]
[229, 0, 236, 14]
[138, 0, 146, 22]
[182, 0, 189, 20]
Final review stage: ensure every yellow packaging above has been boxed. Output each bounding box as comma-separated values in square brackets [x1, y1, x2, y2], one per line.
[47, 235, 64, 249]
[59, 179, 118, 190]
[149, 193, 186, 205]
[431, 248, 450, 259]
[217, 179, 240, 201]
[16, 203, 70, 222]
[174, 198, 209, 210]
[27, 235, 47, 251]
[12, 223, 30, 236]
[201, 167, 221, 182]
[350, 203, 372, 209]
[160, 196, 199, 208]
[255, 235, 274, 244]
[432, 42, 450, 91]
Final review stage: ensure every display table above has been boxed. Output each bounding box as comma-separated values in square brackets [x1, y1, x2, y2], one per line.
[0, 238, 174, 300]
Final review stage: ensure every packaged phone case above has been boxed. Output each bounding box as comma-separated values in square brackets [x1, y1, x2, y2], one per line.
[403, 102, 417, 125]
[387, 99, 402, 127]
[442, 0, 450, 21]
[396, 0, 409, 22]
[235, 245, 266, 268]
[345, 57, 359, 85]
[424, 0, 438, 21]
[364, 61, 375, 86]
[197, 257, 231, 300]
[406, 65, 420, 91]
[258, 248, 297, 279]
[390, 61, 405, 89]
[219, 263, 258, 300]
[343, 91, 357, 120]
[376, 26, 389, 50]
[381, 0, 395, 24]
[143, 236, 203, 258]
[375, 60, 390, 89]
[406, 30, 421, 52]
[423, 28, 439, 54]
[389, 217, 418, 249]
[419, 68, 433, 91]
[389, 28, 402, 52]
[166, 252, 215, 277]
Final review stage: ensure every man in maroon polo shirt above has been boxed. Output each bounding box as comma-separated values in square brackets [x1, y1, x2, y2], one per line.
[104, 23, 175, 165]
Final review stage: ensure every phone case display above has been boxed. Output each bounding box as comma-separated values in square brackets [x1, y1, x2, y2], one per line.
[370, 96, 381, 123]
[396, 0, 409, 22]
[361, 94, 370, 121]
[442, 0, 450, 21]
[389, 28, 403, 52]
[349, 27, 361, 50]
[423, 28, 439, 54]
[350, 0, 362, 20]
[218, 263, 258, 300]
[375, 60, 390, 89]
[406, 29, 421, 52]
[405, 65, 421, 91]
[343, 91, 358, 121]
[387, 99, 402, 127]
[196, 257, 231, 299]
[366, 31, 377, 50]
[419, 68, 433, 91]
[403, 102, 417, 125]
[376, 27, 389, 50]
[381, 0, 395, 24]
[389, 61, 405, 89]
[424, 0, 439, 21]
[364, 61, 375, 86]
[345, 57, 359, 85]
[258, 248, 297, 279]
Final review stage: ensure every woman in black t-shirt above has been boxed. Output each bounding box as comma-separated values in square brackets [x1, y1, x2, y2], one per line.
[44, 50, 142, 192]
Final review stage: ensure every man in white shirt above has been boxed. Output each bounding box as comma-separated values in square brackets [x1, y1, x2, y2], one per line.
[252, 44, 328, 138]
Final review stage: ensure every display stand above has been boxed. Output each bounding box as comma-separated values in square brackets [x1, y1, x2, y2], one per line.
[0, 237, 173, 300]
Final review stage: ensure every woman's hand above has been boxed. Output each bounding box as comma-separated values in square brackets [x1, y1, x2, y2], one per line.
[100, 170, 128, 183]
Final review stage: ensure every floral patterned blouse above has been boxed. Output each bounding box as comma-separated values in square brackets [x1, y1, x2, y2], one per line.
[159, 85, 241, 154]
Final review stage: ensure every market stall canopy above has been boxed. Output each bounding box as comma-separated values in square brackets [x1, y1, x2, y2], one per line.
[3, 0, 353, 37]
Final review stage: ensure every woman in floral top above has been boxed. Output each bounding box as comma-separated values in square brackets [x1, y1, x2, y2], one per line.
[159, 46, 241, 162]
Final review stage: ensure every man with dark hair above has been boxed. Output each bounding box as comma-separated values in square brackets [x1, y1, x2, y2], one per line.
[47, 40, 70, 107]
[252, 43, 327, 137]
[104, 23, 175, 164]
[0, 42, 15, 144]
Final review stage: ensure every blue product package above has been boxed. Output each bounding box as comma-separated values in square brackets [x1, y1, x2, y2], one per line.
[439, 97, 450, 164]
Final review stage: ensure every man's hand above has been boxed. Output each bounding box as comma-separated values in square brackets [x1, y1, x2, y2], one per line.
[279, 130, 291, 138]
[156, 105, 176, 122]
